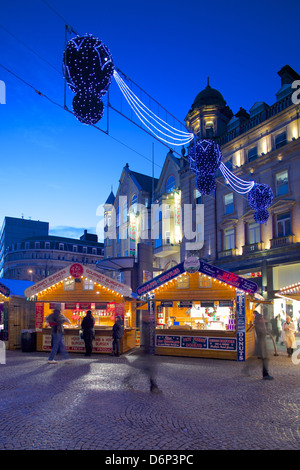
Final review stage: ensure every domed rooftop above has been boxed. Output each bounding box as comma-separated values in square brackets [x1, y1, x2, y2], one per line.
[191, 78, 226, 110]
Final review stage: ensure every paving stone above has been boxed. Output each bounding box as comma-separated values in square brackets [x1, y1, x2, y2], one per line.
[0, 340, 300, 450]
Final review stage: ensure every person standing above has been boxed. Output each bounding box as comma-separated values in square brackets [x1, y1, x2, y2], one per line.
[282, 315, 296, 357]
[81, 310, 95, 357]
[111, 315, 123, 356]
[46, 309, 71, 364]
[249, 311, 274, 380]
[272, 314, 282, 343]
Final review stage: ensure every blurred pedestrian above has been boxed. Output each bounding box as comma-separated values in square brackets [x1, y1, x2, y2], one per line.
[255, 312, 273, 380]
[243, 311, 273, 380]
[271, 314, 282, 343]
[111, 315, 123, 356]
[282, 315, 296, 357]
[81, 310, 95, 357]
[123, 311, 162, 393]
[46, 309, 71, 364]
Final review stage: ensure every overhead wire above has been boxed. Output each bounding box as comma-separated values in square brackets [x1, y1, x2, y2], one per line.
[1, 0, 255, 202]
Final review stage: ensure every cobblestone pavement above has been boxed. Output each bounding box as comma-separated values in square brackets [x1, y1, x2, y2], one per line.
[0, 339, 300, 452]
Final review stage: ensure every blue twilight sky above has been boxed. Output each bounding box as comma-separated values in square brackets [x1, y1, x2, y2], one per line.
[0, 0, 299, 242]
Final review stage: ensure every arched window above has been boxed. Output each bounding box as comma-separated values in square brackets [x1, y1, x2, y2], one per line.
[166, 175, 175, 193]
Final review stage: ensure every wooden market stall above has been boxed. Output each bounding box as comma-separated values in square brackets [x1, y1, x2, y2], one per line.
[136, 257, 259, 361]
[24, 263, 137, 355]
[0, 279, 35, 350]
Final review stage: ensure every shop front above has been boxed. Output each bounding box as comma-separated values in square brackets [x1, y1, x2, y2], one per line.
[24, 263, 137, 355]
[276, 282, 300, 328]
[136, 257, 259, 360]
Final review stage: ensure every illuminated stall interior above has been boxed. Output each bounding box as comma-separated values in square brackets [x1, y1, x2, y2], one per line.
[141, 272, 255, 332]
[25, 264, 136, 354]
[137, 258, 259, 359]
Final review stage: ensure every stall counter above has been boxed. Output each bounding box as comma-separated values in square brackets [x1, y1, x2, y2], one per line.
[37, 327, 136, 355]
[155, 327, 255, 360]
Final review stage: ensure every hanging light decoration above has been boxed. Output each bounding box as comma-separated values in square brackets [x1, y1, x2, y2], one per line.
[188, 139, 222, 194]
[247, 183, 273, 223]
[63, 34, 114, 125]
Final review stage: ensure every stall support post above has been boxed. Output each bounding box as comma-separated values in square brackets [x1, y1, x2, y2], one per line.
[236, 290, 246, 362]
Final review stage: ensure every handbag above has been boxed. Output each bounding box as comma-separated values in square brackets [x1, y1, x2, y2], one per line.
[79, 329, 84, 340]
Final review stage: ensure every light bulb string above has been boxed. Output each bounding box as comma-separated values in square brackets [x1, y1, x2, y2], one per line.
[114, 72, 194, 144]
[113, 71, 194, 144]
[114, 70, 193, 137]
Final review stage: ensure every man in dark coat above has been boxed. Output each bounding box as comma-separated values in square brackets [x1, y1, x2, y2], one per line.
[111, 315, 123, 356]
[81, 310, 95, 356]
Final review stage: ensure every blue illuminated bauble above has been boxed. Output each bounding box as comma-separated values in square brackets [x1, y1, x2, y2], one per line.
[247, 183, 273, 224]
[196, 174, 216, 195]
[189, 139, 222, 176]
[63, 34, 114, 124]
[189, 139, 222, 194]
[72, 91, 104, 125]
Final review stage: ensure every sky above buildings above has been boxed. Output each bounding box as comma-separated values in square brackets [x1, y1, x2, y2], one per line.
[0, 0, 299, 241]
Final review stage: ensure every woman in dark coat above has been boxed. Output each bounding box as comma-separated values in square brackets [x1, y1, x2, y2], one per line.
[81, 310, 95, 356]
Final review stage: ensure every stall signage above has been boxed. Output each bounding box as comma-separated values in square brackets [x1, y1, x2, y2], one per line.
[179, 301, 193, 308]
[35, 302, 44, 332]
[0, 282, 10, 297]
[136, 258, 258, 297]
[237, 332, 246, 361]
[24, 264, 132, 298]
[156, 335, 181, 348]
[208, 337, 237, 351]
[161, 301, 173, 307]
[184, 257, 200, 273]
[236, 289, 246, 361]
[136, 263, 185, 295]
[181, 336, 207, 349]
[199, 260, 258, 294]
[69, 263, 84, 278]
[94, 336, 113, 353]
[155, 335, 237, 351]
[65, 303, 77, 310]
[200, 301, 214, 308]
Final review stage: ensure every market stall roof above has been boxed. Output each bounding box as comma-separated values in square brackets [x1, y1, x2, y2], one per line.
[0, 279, 33, 298]
[24, 263, 132, 299]
[136, 257, 258, 297]
[275, 282, 300, 302]
[96, 256, 135, 271]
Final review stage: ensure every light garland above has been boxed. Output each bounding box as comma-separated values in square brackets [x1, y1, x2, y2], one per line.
[62, 35, 274, 223]
[113, 70, 194, 146]
[219, 162, 255, 194]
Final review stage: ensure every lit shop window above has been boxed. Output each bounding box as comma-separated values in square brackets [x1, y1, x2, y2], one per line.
[64, 279, 75, 291]
[276, 170, 289, 196]
[83, 279, 94, 290]
[224, 227, 235, 250]
[177, 275, 189, 289]
[199, 274, 212, 288]
[275, 131, 286, 149]
[247, 146, 258, 162]
[277, 212, 291, 237]
[248, 222, 260, 244]
[224, 193, 234, 215]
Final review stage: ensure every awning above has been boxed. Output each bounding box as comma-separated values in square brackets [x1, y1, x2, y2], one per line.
[96, 257, 135, 271]
[276, 282, 300, 302]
